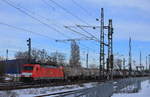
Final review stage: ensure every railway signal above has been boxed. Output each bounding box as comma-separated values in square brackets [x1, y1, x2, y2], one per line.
[27, 38, 31, 63]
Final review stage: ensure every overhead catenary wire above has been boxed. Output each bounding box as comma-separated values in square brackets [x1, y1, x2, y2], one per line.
[0, 22, 56, 40]
[76, 24, 101, 35]
[1, 0, 69, 38]
[0, 15, 97, 55]
[65, 26, 100, 43]
[41, 0, 55, 10]
[7, 0, 68, 36]
[56, 39, 98, 54]
[63, 25, 100, 42]
[76, 25, 99, 42]
[4, 0, 97, 41]
[0, 22, 61, 54]
[70, 0, 100, 37]
[42, 0, 98, 42]
[47, 0, 89, 25]
[1, 0, 100, 55]
[10, 0, 50, 22]
[64, 26, 94, 40]
[63, 25, 100, 47]
[71, 0, 93, 17]
[41, 0, 98, 37]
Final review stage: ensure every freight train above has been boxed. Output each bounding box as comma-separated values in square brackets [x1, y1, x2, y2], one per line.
[20, 63, 149, 82]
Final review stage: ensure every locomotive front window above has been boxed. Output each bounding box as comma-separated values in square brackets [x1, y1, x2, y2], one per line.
[23, 66, 33, 70]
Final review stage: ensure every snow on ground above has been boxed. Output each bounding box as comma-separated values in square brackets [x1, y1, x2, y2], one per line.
[0, 82, 99, 97]
[1, 79, 149, 97]
[112, 80, 150, 97]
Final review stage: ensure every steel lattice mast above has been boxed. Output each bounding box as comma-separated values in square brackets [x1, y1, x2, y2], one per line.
[107, 19, 114, 79]
[99, 8, 105, 78]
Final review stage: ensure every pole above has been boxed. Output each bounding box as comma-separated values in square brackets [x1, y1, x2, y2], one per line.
[146, 56, 147, 70]
[129, 37, 132, 76]
[140, 52, 142, 66]
[86, 52, 89, 69]
[110, 19, 113, 80]
[107, 19, 113, 80]
[99, 8, 105, 79]
[6, 49, 8, 61]
[123, 58, 125, 70]
[123, 58, 126, 78]
[27, 38, 31, 63]
[149, 55, 150, 71]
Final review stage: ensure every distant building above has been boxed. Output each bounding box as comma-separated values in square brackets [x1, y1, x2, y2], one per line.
[0, 59, 28, 74]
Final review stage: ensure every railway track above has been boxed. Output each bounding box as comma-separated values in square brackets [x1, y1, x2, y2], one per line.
[0, 76, 146, 91]
[0, 82, 37, 90]
[35, 89, 86, 97]
[0, 79, 103, 91]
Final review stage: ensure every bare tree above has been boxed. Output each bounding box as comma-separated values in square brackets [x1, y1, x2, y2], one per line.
[69, 41, 81, 67]
[15, 49, 66, 65]
[89, 63, 97, 69]
[0, 56, 5, 61]
[50, 52, 66, 66]
[15, 51, 28, 59]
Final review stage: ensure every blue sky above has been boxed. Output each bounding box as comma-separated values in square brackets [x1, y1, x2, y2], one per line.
[0, 0, 150, 68]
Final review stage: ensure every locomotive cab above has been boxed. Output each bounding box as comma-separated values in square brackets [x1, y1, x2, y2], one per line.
[21, 64, 39, 81]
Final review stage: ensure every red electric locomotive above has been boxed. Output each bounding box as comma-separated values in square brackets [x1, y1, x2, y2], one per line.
[21, 64, 64, 81]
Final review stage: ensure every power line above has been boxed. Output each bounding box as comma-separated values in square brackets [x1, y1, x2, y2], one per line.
[7, 0, 68, 37]
[71, 0, 93, 17]
[64, 25, 99, 41]
[1, 0, 69, 38]
[3, 0, 97, 48]
[64, 26, 94, 40]
[7, 0, 95, 41]
[41, 0, 99, 52]
[47, 0, 89, 25]
[1, 0, 99, 55]
[0, 22, 56, 40]
[42, 0, 98, 42]
[63, 25, 99, 41]
[41, 0, 55, 10]
[76, 24, 101, 36]
[76, 25, 99, 41]
[12, 0, 51, 23]
[0, 22, 97, 55]
[10, 0, 57, 26]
